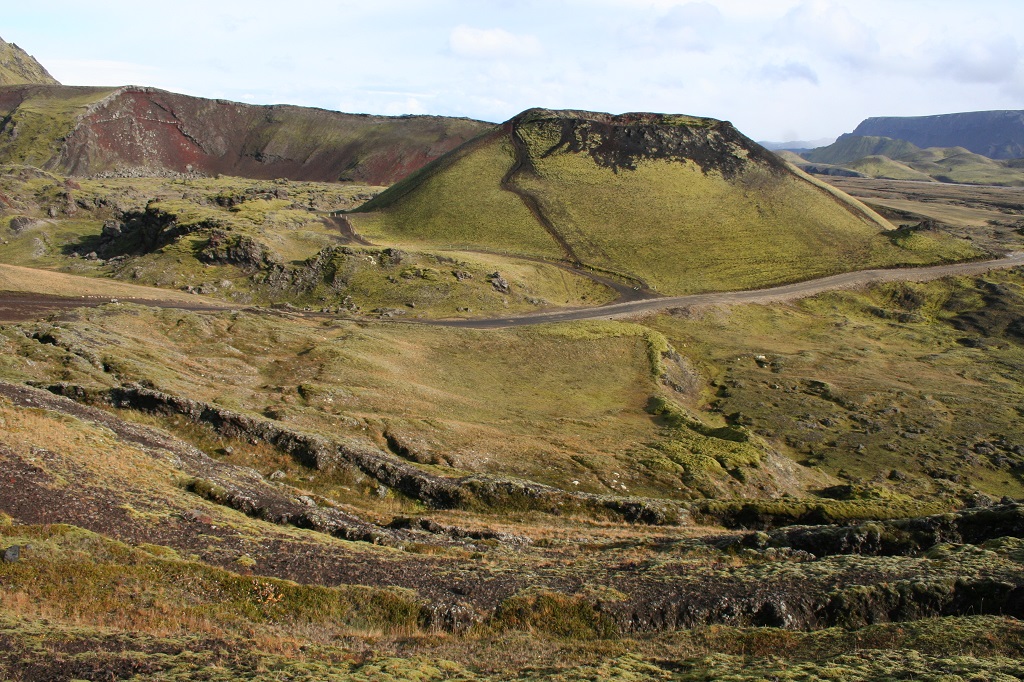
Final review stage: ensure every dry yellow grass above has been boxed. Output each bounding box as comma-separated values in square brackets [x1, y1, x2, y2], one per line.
[0, 263, 224, 304]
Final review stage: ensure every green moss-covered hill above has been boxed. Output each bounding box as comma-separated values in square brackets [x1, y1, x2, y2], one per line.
[352, 109, 967, 295]
[0, 37, 58, 86]
[802, 134, 922, 165]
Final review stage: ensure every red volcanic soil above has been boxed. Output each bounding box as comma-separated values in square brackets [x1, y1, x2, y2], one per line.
[1, 85, 494, 185]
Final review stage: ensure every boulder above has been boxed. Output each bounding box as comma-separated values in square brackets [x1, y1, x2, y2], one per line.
[488, 272, 510, 293]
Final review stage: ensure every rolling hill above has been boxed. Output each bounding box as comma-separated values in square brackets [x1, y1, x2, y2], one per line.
[0, 84, 494, 184]
[801, 134, 921, 165]
[352, 108, 970, 295]
[792, 135, 1024, 186]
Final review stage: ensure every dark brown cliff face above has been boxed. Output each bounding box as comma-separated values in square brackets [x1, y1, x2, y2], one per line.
[1, 85, 494, 184]
[509, 108, 788, 178]
[57, 88, 495, 184]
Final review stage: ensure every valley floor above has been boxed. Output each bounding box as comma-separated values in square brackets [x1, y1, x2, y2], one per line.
[2, 175, 1024, 680]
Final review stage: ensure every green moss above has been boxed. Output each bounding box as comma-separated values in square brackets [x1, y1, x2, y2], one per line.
[694, 497, 947, 528]
[493, 591, 618, 640]
[0, 86, 118, 166]
[184, 477, 230, 503]
[353, 134, 562, 259]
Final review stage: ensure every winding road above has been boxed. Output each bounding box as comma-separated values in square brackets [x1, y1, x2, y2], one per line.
[2, 253, 1023, 327]
[430, 252, 1024, 329]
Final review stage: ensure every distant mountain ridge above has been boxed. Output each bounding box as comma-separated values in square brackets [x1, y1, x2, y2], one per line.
[757, 137, 836, 152]
[853, 111, 1024, 160]
[0, 37, 59, 86]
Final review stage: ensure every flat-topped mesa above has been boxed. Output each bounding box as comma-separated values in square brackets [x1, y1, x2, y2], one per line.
[0, 37, 59, 86]
[505, 107, 789, 177]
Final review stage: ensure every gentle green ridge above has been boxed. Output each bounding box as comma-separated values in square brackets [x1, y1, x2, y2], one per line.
[802, 134, 921, 165]
[796, 136, 1024, 186]
[354, 131, 563, 258]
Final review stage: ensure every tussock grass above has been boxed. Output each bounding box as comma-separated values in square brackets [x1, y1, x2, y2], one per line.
[646, 269, 1024, 501]
[0, 523, 422, 642]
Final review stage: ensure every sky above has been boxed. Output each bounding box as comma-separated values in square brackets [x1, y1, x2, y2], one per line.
[4, 0, 1024, 142]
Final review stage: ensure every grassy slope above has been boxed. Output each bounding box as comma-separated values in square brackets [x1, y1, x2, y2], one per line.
[353, 133, 562, 258]
[516, 121, 970, 294]
[799, 143, 1024, 187]
[0, 308, 654, 490]
[846, 155, 936, 182]
[646, 270, 1024, 502]
[904, 149, 1024, 186]
[0, 39, 59, 86]
[0, 86, 116, 167]
[528, 159, 868, 293]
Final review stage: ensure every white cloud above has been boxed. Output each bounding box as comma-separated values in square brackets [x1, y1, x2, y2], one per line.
[770, 0, 880, 69]
[931, 36, 1021, 85]
[45, 59, 158, 87]
[758, 61, 819, 85]
[655, 2, 725, 52]
[382, 97, 427, 115]
[449, 25, 543, 59]
[335, 91, 435, 117]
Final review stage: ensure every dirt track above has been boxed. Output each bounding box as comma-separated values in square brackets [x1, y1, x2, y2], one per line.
[2, 253, 1023, 326]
